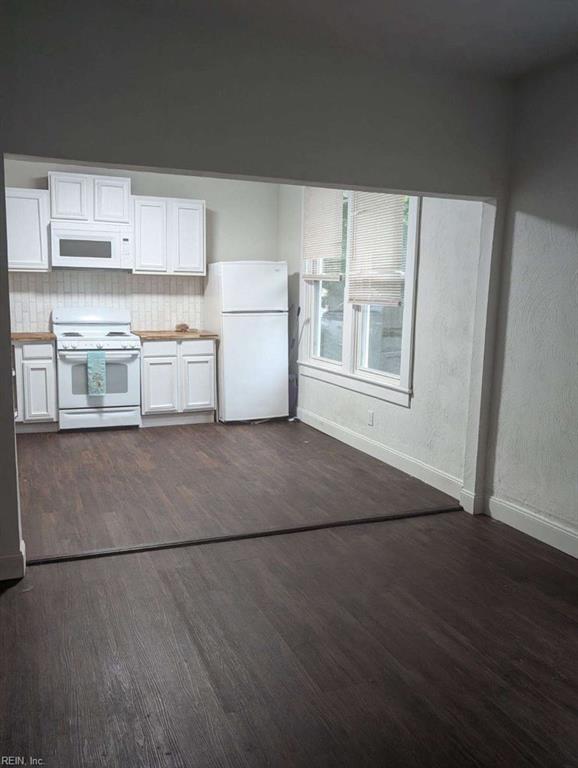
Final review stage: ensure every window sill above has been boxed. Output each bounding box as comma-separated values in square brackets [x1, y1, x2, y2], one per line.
[297, 360, 411, 408]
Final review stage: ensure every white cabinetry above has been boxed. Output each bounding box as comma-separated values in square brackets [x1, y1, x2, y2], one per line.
[142, 356, 179, 413]
[141, 339, 216, 422]
[134, 197, 167, 272]
[5, 188, 50, 272]
[49, 173, 91, 220]
[169, 200, 205, 273]
[49, 172, 132, 224]
[13, 342, 57, 427]
[134, 196, 206, 275]
[94, 176, 131, 223]
[180, 354, 215, 411]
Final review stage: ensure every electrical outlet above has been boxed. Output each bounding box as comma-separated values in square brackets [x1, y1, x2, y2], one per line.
[367, 409, 374, 427]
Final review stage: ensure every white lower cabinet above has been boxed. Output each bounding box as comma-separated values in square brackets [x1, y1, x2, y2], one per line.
[142, 357, 179, 413]
[141, 339, 216, 418]
[13, 342, 57, 425]
[180, 355, 215, 411]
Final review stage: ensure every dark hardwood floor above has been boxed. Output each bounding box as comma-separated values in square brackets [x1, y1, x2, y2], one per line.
[1, 511, 577, 767]
[17, 421, 457, 559]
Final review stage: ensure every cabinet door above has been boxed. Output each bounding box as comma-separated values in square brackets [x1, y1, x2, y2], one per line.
[134, 197, 167, 272]
[49, 173, 90, 220]
[12, 345, 23, 422]
[22, 359, 56, 422]
[142, 357, 178, 413]
[168, 199, 205, 274]
[5, 189, 50, 271]
[180, 354, 215, 411]
[94, 177, 131, 223]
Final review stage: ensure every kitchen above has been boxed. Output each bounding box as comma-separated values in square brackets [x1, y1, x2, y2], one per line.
[5, 155, 464, 562]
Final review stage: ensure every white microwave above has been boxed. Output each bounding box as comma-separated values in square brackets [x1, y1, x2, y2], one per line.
[51, 222, 133, 269]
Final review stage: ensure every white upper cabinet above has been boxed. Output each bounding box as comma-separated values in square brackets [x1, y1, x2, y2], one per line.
[94, 176, 131, 223]
[134, 196, 206, 275]
[49, 172, 91, 220]
[134, 197, 168, 272]
[169, 199, 205, 274]
[5, 188, 50, 272]
[49, 172, 132, 224]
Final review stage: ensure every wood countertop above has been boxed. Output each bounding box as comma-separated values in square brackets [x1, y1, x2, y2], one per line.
[11, 332, 56, 342]
[134, 330, 219, 341]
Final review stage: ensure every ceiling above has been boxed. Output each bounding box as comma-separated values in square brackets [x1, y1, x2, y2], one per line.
[212, 0, 578, 77]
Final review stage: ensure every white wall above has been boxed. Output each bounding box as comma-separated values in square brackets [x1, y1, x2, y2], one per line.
[5, 159, 280, 264]
[299, 197, 483, 495]
[486, 57, 578, 550]
[277, 185, 303, 385]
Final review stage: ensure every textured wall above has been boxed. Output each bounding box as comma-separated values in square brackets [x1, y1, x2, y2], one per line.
[299, 197, 483, 483]
[487, 57, 578, 528]
[9, 271, 204, 332]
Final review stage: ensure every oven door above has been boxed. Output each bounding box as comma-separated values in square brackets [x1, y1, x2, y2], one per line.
[57, 350, 141, 409]
[51, 223, 125, 269]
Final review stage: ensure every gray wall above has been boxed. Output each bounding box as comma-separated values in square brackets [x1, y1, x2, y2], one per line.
[3, 4, 512, 198]
[487, 56, 578, 530]
[5, 159, 280, 264]
[299, 197, 483, 489]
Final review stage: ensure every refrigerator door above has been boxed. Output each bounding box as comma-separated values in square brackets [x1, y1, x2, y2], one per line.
[220, 261, 288, 312]
[220, 312, 289, 421]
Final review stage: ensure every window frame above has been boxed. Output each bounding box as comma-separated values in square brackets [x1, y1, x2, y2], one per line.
[299, 190, 421, 409]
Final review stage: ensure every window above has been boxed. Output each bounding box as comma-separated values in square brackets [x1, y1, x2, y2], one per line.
[301, 187, 419, 406]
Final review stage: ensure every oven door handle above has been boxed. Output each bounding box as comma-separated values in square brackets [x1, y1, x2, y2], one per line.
[58, 351, 141, 362]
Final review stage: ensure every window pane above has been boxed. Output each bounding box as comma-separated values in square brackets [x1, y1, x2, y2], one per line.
[360, 303, 404, 377]
[315, 279, 344, 362]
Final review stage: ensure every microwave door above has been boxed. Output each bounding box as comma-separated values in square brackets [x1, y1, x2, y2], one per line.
[51, 224, 123, 269]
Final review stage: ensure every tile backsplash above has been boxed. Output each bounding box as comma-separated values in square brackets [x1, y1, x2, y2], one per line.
[9, 270, 204, 332]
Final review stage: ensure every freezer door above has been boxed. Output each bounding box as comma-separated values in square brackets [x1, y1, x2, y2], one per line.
[220, 313, 289, 421]
[220, 261, 288, 312]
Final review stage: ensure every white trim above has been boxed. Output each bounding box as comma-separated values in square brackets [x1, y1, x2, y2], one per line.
[459, 489, 485, 515]
[299, 361, 411, 407]
[0, 540, 26, 581]
[15, 421, 59, 434]
[488, 496, 578, 559]
[297, 407, 461, 498]
[141, 411, 215, 428]
[461, 201, 501, 507]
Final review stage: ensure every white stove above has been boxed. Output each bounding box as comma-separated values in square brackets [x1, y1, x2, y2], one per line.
[53, 308, 142, 430]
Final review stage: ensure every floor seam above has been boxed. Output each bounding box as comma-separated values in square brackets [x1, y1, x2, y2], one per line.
[27, 505, 462, 566]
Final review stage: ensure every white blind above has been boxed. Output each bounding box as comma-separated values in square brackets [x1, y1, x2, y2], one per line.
[348, 192, 408, 305]
[302, 187, 344, 281]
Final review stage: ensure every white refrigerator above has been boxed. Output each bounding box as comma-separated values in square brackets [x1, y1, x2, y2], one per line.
[205, 261, 289, 421]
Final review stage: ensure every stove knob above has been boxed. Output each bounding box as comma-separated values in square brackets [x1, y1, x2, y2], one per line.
[70, 343, 77, 349]
[96, 343, 103, 349]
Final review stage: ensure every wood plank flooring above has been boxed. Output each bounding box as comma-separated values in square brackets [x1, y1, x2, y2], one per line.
[1, 512, 577, 767]
[17, 421, 457, 559]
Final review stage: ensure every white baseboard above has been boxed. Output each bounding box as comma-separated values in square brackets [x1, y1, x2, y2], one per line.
[297, 407, 462, 500]
[15, 422, 59, 434]
[459, 489, 485, 515]
[0, 540, 26, 581]
[488, 496, 578, 559]
[141, 411, 215, 428]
